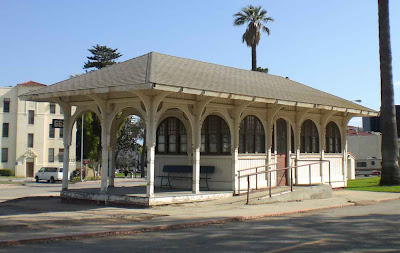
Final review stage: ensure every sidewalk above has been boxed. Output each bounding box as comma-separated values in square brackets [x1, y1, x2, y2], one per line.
[0, 189, 399, 246]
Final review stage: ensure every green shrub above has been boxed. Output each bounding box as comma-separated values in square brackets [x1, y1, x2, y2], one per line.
[0, 169, 14, 176]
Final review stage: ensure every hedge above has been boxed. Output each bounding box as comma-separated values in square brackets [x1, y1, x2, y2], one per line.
[0, 169, 14, 176]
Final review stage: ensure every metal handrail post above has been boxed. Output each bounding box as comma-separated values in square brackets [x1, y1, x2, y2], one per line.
[309, 164, 312, 185]
[246, 175, 250, 204]
[328, 161, 331, 185]
[321, 160, 324, 184]
[290, 167, 293, 192]
[269, 170, 272, 197]
[238, 171, 241, 195]
[256, 167, 258, 190]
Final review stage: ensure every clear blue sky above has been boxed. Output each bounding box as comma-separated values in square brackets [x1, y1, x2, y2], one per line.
[1, 0, 399, 126]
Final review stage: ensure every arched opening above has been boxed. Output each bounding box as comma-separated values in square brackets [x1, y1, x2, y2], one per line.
[201, 115, 231, 155]
[325, 121, 341, 153]
[109, 107, 146, 184]
[239, 115, 265, 154]
[300, 119, 319, 153]
[74, 111, 102, 180]
[156, 117, 188, 154]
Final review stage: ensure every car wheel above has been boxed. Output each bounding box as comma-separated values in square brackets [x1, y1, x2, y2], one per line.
[35, 176, 39, 183]
[50, 177, 55, 184]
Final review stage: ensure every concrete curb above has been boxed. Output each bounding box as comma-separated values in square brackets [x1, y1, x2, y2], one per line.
[0, 203, 355, 247]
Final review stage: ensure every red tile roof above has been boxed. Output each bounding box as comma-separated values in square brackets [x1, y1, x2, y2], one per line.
[17, 81, 46, 86]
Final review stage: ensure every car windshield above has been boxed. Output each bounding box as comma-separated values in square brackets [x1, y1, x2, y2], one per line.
[39, 168, 45, 172]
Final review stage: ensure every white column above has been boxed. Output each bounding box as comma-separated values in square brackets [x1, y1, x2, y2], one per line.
[192, 120, 201, 194]
[61, 144, 70, 191]
[108, 148, 115, 187]
[266, 121, 273, 187]
[100, 145, 109, 192]
[146, 112, 157, 198]
[100, 116, 109, 192]
[61, 111, 71, 191]
[231, 118, 240, 193]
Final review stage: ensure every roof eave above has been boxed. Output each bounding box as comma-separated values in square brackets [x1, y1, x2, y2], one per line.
[152, 83, 379, 116]
[19, 83, 153, 102]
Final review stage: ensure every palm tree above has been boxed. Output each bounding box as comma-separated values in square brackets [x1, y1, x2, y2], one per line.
[378, 0, 400, 185]
[233, 5, 273, 71]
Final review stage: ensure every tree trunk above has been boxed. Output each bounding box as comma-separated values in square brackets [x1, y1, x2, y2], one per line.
[251, 44, 257, 71]
[378, 0, 400, 185]
[140, 129, 146, 178]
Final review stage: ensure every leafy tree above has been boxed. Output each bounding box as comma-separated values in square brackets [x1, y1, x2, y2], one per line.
[377, 0, 400, 185]
[255, 67, 269, 73]
[233, 5, 273, 71]
[76, 113, 101, 163]
[115, 116, 145, 172]
[83, 44, 122, 71]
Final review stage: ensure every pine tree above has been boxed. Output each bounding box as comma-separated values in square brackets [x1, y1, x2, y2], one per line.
[83, 44, 122, 71]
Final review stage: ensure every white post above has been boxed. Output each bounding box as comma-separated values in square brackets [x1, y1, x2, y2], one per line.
[108, 148, 115, 187]
[100, 117, 109, 192]
[80, 113, 84, 182]
[61, 107, 71, 191]
[192, 121, 201, 194]
[231, 119, 240, 194]
[62, 144, 70, 191]
[146, 110, 156, 198]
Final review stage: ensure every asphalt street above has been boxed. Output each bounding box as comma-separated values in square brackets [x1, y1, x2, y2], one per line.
[2, 199, 399, 252]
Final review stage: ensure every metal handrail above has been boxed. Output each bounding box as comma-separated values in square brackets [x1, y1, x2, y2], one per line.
[237, 163, 277, 194]
[240, 160, 331, 204]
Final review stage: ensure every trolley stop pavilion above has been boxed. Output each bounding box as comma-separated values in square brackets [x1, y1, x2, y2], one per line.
[20, 52, 377, 206]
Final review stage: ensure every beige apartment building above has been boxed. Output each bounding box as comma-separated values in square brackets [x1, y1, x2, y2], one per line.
[0, 81, 76, 177]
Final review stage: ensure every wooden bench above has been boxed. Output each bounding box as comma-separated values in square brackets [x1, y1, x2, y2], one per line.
[158, 165, 215, 190]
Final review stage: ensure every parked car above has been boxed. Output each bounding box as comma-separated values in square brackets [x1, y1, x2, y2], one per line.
[371, 170, 381, 176]
[34, 167, 70, 183]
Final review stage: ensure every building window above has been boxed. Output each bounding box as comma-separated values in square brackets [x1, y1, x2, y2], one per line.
[49, 124, 55, 138]
[325, 122, 341, 153]
[239, 115, 265, 153]
[27, 133, 34, 148]
[28, 110, 35, 125]
[2, 123, 9, 137]
[357, 162, 367, 167]
[300, 119, 319, 153]
[371, 161, 376, 166]
[156, 117, 187, 154]
[50, 103, 56, 114]
[59, 149, 64, 162]
[1, 148, 8, 162]
[59, 128, 63, 138]
[201, 115, 231, 155]
[3, 100, 10, 113]
[48, 148, 54, 162]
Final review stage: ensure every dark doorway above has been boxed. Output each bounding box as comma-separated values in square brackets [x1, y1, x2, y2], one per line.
[26, 161, 34, 177]
[276, 119, 288, 186]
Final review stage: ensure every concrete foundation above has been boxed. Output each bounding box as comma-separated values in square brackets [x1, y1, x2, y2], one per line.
[61, 186, 232, 207]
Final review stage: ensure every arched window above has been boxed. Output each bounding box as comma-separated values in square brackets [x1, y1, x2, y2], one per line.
[300, 119, 319, 153]
[156, 117, 187, 154]
[325, 122, 341, 153]
[239, 116, 265, 153]
[201, 115, 231, 155]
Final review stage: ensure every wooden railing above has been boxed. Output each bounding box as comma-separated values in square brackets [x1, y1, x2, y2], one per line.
[238, 160, 331, 204]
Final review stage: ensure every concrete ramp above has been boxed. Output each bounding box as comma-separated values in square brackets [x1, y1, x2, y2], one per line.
[252, 185, 333, 204]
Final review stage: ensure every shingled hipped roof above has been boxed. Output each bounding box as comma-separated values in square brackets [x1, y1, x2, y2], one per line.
[20, 52, 377, 115]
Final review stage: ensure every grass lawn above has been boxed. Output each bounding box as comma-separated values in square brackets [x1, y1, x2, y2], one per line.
[346, 177, 400, 193]
[115, 172, 141, 178]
